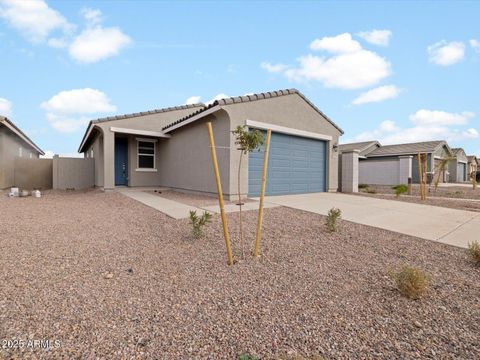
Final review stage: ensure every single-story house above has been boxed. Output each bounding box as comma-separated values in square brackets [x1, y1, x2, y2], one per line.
[449, 148, 468, 183]
[467, 155, 478, 180]
[0, 116, 45, 189]
[339, 140, 453, 186]
[78, 89, 344, 198]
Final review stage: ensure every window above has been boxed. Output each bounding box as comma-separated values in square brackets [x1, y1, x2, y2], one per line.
[29, 152, 32, 158]
[90, 148, 94, 158]
[18, 147, 22, 157]
[137, 139, 156, 170]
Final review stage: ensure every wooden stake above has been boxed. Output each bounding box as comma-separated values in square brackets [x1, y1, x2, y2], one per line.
[417, 153, 423, 200]
[254, 130, 271, 257]
[206, 122, 233, 265]
[423, 154, 428, 199]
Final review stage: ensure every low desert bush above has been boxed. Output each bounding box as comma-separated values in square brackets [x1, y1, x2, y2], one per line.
[389, 265, 430, 299]
[238, 354, 259, 360]
[366, 188, 377, 194]
[326, 207, 342, 232]
[392, 184, 408, 198]
[467, 241, 480, 263]
[189, 210, 212, 239]
[358, 183, 369, 189]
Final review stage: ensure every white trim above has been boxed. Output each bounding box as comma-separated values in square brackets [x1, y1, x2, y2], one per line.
[78, 123, 95, 153]
[111, 127, 170, 138]
[137, 139, 156, 171]
[135, 168, 158, 172]
[245, 119, 333, 141]
[163, 105, 221, 133]
[457, 160, 468, 164]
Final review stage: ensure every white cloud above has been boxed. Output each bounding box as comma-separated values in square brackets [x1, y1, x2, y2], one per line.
[0, 0, 74, 43]
[41, 88, 116, 133]
[357, 30, 392, 46]
[470, 39, 480, 54]
[352, 85, 401, 105]
[354, 109, 478, 144]
[0, 97, 12, 116]
[206, 93, 229, 105]
[41, 150, 84, 159]
[284, 51, 391, 89]
[428, 41, 465, 66]
[69, 26, 131, 63]
[186, 96, 201, 105]
[263, 32, 391, 89]
[409, 109, 474, 126]
[81, 8, 102, 25]
[310, 33, 361, 53]
[261, 62, 289, 73]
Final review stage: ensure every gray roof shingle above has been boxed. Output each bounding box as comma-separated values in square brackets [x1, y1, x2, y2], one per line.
[339, 141, 380, 154]
[162, 88, 344, 134]
[367, 140, 447, 157]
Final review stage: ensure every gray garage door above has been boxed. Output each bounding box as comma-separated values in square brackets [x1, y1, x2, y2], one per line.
[457, 163, 466, 182]
[248, 131, 327, 196]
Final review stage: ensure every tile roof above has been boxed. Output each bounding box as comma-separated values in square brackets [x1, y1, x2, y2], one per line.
[90, 103, 204, 124]
[162, 88, 344, 134]
[451, 148, 465, 156]
[339, 141, 380, 154]
[0, 116, 44, 155]
[367, 140, 447, 157]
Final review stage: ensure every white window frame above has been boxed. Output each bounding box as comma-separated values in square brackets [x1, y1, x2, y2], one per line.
[136, 138, 157, 172]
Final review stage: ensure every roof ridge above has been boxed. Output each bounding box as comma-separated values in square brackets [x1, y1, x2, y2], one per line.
[162, 88, 344, 134]
[91, 103, 205, 124]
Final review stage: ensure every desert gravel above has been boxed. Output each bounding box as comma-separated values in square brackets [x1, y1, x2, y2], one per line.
[363, 184, 480, 200]
[1, 190, 479, 359]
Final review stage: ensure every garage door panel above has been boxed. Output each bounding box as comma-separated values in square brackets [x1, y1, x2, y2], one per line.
[249, 131, 327, 196]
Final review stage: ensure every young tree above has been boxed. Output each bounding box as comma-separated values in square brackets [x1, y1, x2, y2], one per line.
[433, 155, 454, 191]
[232, 125, 264, 259]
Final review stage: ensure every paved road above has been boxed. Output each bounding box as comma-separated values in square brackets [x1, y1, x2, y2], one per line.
[263, 192, 479, 248]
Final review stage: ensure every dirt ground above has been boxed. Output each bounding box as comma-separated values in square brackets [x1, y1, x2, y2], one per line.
[0, 190, 479, 359]
[361, 184, 480, 200]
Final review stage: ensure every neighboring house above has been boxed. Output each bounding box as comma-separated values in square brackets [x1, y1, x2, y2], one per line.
[78, 89, 343, 198]
[339, 140, 452, 185]
[0, 116, 45, 189]
[449, 148, 469, 183]
[467, 155, 478, 180]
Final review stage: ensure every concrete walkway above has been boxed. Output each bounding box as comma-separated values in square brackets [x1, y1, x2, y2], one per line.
[118, 189, 202, 219]
[263, 193, 480, 248]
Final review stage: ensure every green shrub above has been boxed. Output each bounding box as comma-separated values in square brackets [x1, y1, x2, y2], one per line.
[238, 354, 259, 360]
[366, 188, 377, 194]
[389, 265, 430, 299]
[467, 241, 480, 263]
[392, 184, 408, 198]
[189, 210, 212, 239]
[358, 183, 369, 189]
[326, 207, 342, 232]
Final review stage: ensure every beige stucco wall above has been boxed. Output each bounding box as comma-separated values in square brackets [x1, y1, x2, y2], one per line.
[0, 126, 41, 189]
[224, 93, 342, 194]
[13, 157, 52, 190]
[53, 156, 94, 190]
[157, 111, 231, 196]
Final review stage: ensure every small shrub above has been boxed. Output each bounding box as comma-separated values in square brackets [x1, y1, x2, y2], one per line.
[389, 265, 430, 299]
[392, 184, 408, 198]
[366, 188, 377, 194]
[189, 210, 212, 239]
[358, 183, 369, 189]
[467, 241, 480, 263]
[326, 207, 342, 232]
[238, 354, 259, 360]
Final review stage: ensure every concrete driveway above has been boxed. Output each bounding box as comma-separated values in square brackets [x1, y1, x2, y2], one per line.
[263, 193, 480, 248]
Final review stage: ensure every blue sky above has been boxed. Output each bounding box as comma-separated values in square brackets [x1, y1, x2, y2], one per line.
[0, 0, 479, 156]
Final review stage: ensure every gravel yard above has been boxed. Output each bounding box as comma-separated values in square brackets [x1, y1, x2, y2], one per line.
[148, 189, 254, 207]
[356, 192, 480, 212]
[361, 184, 480, 200]
[1, 190, 479, 359]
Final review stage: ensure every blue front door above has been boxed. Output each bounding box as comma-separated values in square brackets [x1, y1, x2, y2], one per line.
[115, 137, 128, 186]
